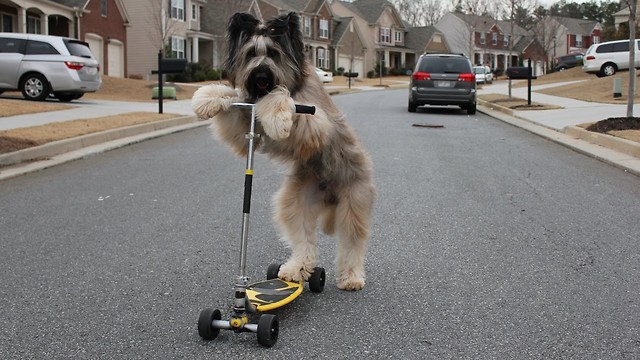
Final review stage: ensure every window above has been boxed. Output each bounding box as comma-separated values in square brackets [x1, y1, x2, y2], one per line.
[0, 38, 25, 53]
[319, 19, 329, 39]
[303, 16, 311, 37]
[101, 0, 107, 17]
[27, 15, 41, 34]
[492, 33, 497, 45]
[171, 0, 185, 21]
[479, 32, 485, 45]
[1, 13, 14, 32]
[191, 4, 197, 20]
[380, 27, 390, 43]
[317, 47, 325, 68]
[171, 36, 185, 58]
[593, 35, 600, 44]
[575, 34, 583, 48]
[395, 30, 402, 43]
[503, 35, 508, 47]
[25, 40, 59, 55]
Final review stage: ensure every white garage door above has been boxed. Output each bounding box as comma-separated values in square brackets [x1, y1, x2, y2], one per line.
[338, 56, 364, 78]
[85, 34, 103, 75]
[107, 40, 124, 78]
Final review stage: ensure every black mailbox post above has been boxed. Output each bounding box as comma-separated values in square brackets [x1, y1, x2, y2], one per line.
[506, 60, 537, 105]
[153, 50, 187, 113]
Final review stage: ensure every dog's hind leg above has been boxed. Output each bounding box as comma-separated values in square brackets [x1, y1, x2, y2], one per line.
[273, 177, 322, 283]
[334, 181, 375, 291]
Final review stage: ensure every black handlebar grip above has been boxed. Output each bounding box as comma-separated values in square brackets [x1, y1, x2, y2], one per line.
[295, 104, 316, 115]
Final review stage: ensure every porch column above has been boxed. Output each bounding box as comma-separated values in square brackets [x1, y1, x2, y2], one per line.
[42, 14, 48, 35]
[192, 36, 199, 62]
[401, 52, 406, 68]
[18, 8, 26, 33]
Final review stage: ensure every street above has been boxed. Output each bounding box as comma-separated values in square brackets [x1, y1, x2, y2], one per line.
[1, 89, 640, 359]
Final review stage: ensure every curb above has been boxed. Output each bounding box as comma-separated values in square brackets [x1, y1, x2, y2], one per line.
[478, 104, 640, 177]
[0, 116, 211, 181]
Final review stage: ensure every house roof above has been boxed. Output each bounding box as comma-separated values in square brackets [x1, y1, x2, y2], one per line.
[50, 0, 89, 9]
[340, 0, 403, 27]
[260, 0, 325, 13]
[201, 0, 257, 36]
[552, 16, 599, 35]
[332, 16, 352, 46]
[451, 12, 495, 32]
[405, 26, 437, 52]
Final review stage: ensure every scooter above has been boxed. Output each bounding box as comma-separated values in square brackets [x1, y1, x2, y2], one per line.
[197, 102, 325, 348]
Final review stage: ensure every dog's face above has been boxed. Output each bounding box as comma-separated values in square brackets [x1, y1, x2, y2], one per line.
[224, 12, 307, 101]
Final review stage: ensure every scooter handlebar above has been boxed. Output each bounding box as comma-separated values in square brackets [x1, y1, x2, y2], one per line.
[230, 102, 315, 115]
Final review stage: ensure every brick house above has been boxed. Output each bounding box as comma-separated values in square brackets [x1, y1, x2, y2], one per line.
[548, 16, 602, 57]
[0, 0, 129, 77]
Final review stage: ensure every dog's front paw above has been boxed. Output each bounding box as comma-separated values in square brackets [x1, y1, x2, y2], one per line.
[255, 87, 295, 140]
[336, 270, 365, 291]
[191, 84, 239, 119]
[278, 261, 313, 283]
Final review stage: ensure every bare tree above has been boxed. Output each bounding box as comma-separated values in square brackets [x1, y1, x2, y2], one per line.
[392, 0, 448, 26]
[147, 1, 183, 56]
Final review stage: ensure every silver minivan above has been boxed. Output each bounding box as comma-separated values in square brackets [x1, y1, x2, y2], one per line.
[0, 33, 101, 101]
[582, 39, 640, 77]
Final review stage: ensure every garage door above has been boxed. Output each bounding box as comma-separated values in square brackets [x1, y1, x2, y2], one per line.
[338, 56, 364, 78]
[85, 34, 103, 75]
[107, 40, 124, 78]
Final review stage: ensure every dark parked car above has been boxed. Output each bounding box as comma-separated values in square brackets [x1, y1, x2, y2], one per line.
[554, 53, 583, 71]
[408, 53, 476, 114]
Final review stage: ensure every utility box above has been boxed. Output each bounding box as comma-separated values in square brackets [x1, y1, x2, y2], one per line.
[152, 86, 177, 100]
[613, 78, 622, 98]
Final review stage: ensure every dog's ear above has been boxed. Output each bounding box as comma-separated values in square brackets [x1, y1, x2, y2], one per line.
[265, 12, 306, 69]
[225, 13, 260, 70]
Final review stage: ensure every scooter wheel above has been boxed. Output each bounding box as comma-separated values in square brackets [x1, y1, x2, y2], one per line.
[257, 313, 279, 347]
[266, 263, 281, 280]
[198, 308, 221, 340]
[308, 267, 326, 293]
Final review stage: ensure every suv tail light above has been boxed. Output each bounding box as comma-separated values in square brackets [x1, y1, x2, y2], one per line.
[457, 73, 475, 82]
[586, 55, 596, 61]
[64, 61, 84, 70]
[412, 72, 430, 81]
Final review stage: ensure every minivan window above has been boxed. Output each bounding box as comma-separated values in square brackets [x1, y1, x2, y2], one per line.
[25, 40, 59, 55]
[0, 38, 25, 53]
[418, 58, 469, 73]
[64, 40, 93, 58]
[612, 42, 629, 52]
[596, 43, 613, 53]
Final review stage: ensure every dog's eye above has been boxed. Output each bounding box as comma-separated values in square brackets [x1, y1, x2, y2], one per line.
[267, 49, 278, 58]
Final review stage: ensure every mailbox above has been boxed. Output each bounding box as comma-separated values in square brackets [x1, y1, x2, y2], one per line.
[345, 72, 359, 78]
[160, 58, 187, 74]
[506, 67, 532, 79]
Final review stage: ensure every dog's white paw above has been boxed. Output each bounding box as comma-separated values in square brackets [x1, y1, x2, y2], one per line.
[278, 261, 313, 282]
[336, 270, 365, 291]
[255, 87, 295, 140]
[191, 84, 239, 119]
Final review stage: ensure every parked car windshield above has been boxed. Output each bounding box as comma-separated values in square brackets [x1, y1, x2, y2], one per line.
[473, 66, 485, 74]
[64, 40, 94, 58]
[418, 57, 469, 74]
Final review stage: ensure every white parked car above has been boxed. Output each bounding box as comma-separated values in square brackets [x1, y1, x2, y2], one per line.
[315, 67, 333, 83]
[0, 33, 101, 101]
[473, 65, 493, 84]
[583, 39, 640, 77]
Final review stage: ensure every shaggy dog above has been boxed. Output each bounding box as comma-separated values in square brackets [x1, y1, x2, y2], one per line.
[191, 12, 375, 290]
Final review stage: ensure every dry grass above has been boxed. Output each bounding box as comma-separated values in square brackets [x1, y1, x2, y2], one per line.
[0, 97, 72, 116]
[0, 112, 177, 154]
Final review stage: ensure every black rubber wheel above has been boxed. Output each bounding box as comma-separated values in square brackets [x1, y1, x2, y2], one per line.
[257, 314, 279, 347]
[266, 263, 281, 280]
[308, 267, 325, 293]
[408, 100, 417, 113]
[601, 63, 617, 77]
[198, 308, 221, 340]
[467, 103, 477, 115]
[20, 73, 49, 101]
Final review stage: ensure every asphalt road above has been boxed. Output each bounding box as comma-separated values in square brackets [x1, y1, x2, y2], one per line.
[1, 89, 640, 359]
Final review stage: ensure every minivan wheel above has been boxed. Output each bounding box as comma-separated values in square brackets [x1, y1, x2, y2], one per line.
[467, 103, 477, 115]
[21, 73, 49, 101]
[601, 63, 617, 76]
[408, 100, 417, 113]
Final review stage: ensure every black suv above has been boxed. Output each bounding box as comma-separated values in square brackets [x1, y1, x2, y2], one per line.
[408, 53, 476, 114]
[554, 53, 583, 71]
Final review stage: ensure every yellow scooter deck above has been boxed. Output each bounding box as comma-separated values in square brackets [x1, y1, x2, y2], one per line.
[246, 279, 303, 312]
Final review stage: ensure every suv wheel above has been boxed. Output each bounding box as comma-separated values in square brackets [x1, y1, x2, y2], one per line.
[21, 73, 49, 101]
[408, 100, 417, 113]
[601, 63, 617, 77]
[467, 103, 476, 115]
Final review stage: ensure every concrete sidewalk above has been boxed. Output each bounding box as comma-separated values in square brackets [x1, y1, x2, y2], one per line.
[1, 80, 639, 180]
